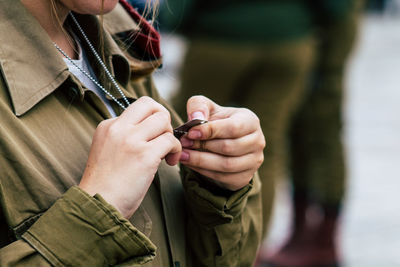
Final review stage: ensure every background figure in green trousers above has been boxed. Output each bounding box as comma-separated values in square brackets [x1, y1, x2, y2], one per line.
[266, 2, 363, 266]
[162, 0, 361, 266]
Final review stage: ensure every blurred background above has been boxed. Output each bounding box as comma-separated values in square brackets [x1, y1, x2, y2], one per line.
[132, 0, 400, 266]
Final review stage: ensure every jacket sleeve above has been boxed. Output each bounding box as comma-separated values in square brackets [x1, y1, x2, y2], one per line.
[182, 168, 263, 267]
[0, 186, 156, 266]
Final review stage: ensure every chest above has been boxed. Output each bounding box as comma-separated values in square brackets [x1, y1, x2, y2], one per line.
[0, 87, 187, 266]
[0, 88, 103, 223]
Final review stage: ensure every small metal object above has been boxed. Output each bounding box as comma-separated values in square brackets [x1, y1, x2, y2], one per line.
[173, 119, 207, 139]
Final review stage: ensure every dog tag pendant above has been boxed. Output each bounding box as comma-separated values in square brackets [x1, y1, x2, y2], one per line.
[173, 119, 208, 139]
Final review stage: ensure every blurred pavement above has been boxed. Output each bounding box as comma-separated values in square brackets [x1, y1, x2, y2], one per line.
[153, 14, 400, 267]
[341, 14, 400, 267]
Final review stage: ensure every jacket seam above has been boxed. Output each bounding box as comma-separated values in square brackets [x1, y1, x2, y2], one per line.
[22, 231, 63, 267]
[91, 194, 155, 254]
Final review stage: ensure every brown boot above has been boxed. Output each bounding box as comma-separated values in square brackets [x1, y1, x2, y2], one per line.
[259, 205, 341, 267]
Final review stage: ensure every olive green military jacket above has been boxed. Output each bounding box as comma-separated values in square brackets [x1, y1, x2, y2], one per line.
[0, 2, 262, 266]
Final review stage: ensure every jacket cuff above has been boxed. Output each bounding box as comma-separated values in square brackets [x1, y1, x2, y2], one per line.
[183, 168, 253, 228]
[22, 186, 156, 266]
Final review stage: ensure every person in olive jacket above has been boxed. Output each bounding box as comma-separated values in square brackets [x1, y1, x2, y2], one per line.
[0, 0, 265, 266]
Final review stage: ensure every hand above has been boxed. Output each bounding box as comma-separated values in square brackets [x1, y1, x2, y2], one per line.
[179, 96, 265, 191]
[79, 96, 181, 218]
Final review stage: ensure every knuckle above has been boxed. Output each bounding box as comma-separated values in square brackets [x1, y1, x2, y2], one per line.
[205, 124, 215, 139]
[258, 135, 266, 150]
[242, 108, 260, 124]
[139, 96, 154, 104]
[221, 140, 234, 155]
[155, 110, 166, 121]
[221, 157, 235, 172]
[160, 109, 172, 123]
[167, 132, 179, 146]
[230, 120, 244, 136]
[153, 102, 170, 119]
[162, 132, 181, 151]
[158, 113, 173, 131]
[256, 153, 264, 167]
[191, 153, 201, 166]
[106, 122, 122, 140]
[139, 96, 166, 112]
[246, 108, 259, 120]
[153, 99, 166, 110]
[123, 136, 140, 152]
[252, 112, 260, 124]
[96, 120, 109, 132]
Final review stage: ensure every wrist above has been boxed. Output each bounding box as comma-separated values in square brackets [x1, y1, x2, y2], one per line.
[78, 184, 136, 219]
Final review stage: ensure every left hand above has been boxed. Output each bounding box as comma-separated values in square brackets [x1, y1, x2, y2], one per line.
[179, 95, 266, 191]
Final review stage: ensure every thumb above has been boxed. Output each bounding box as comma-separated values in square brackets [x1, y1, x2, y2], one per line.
[186, 95, 217, 121]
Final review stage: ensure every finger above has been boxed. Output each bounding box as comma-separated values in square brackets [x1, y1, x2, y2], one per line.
[186, 95, 216, 121]
[118, 96, 168, 125]
[95, 117, 118, 135]
[165, 151, 181, 166]
[187, 166, 255, 191]
[148, 132, 182, 160]
[181, 132, 262, 156]
[187, 113, 257, 140]
[180, 148, 262, 173]
[135, 111, 173, 141]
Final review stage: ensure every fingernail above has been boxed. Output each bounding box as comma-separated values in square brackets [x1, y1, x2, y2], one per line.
[180, 151, 190, 161]
[180, 138, 194, 147]
[188, 130, 202, 139]
[191, 111, 205, 120]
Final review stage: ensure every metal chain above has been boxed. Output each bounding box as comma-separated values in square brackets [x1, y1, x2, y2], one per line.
[53, 43, 127, 110]
[54, 12, 131, 110]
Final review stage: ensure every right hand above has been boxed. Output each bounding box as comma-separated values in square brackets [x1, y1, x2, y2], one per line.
[79, 96, 182, 219]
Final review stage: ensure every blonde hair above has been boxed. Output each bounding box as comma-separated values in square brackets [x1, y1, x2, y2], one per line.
[142, 0, 160, 25]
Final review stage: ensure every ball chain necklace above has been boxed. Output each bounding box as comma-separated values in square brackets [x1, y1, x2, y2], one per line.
[53, 12, 130, 110]
[53, 12, 207, 138]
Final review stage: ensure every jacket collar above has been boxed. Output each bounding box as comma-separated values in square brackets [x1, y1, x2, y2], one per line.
[0, 1, 143, 116]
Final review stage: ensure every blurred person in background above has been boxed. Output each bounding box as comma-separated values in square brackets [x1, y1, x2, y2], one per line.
[161, 0, 361, 266]
[266, 2, 363, 267]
